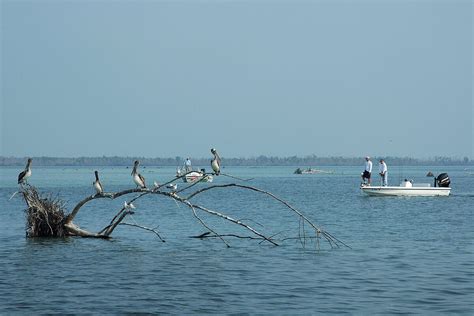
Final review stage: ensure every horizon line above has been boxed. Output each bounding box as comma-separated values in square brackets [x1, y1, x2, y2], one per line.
[1, 154, 471, 160]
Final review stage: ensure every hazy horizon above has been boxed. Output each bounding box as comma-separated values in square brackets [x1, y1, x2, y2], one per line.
[1, 0, 472, 159]
[1, 154, 470, 161]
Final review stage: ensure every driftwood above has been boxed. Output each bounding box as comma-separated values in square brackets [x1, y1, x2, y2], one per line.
[19, 170, 349, 250]
[22, 186, 66, 237]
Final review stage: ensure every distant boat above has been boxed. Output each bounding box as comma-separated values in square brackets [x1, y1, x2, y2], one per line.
[294, 167, 334, 175]
[361, 173, 451, 197]
[177, 167, 213, 183]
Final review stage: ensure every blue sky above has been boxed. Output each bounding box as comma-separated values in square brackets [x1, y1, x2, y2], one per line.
[1, 0, 472, 159]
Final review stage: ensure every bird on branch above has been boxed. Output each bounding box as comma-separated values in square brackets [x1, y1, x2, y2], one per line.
[18, 158, 32, 184]
[93, 170, 104, 194]
[132, 160, 147, 188]
[124, 201, 136, 210]
[211, 148, 221, 175]
[166, 183, 177, 192]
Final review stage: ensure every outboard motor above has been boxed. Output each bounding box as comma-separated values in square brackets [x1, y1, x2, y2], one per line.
[435, 173, 450, 187]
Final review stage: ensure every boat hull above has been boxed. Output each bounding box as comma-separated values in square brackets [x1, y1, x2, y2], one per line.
[361, 186, 450, 197]
[182, 171, 213, 183]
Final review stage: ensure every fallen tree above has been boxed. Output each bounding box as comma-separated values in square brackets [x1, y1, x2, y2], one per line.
[19, 171, 349, 250]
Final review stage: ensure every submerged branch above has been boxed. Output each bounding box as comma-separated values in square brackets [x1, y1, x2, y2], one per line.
[118, 223, 166, 242]
[190, 233, 266, 240]
[188, 202, 279, 246]
[184, 183, 350, 248]
[188, 203, 230, 247]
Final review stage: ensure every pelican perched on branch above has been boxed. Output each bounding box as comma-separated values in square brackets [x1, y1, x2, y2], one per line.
[18, 158, 32, 184]
[211, 148, 221, 175]
[132, 160, 146, 188]
[93, 170, 103, 194]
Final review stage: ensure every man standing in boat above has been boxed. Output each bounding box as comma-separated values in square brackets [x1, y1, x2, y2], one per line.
[184, 157, 192, 172]
[379, 159, 388, 186]
[361, 156, 373, 185]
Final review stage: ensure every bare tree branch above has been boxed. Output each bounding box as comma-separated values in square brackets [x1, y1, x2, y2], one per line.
[184, 183, 350, 248]
[119, 223, 165, 242]
[188, 204, 230, 247]
[65, 188, 147, 224]
[187, 202, 279, 246]
[17, 174, 349, 250]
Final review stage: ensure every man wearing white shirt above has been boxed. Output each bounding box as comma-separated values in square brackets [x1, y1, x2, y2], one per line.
[184, 158, 192, 172]
[361, 156, 373, 185]
[379, 159, 388, 186]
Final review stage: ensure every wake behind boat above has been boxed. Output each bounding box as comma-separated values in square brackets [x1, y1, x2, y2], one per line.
[361, 173, 451, 197]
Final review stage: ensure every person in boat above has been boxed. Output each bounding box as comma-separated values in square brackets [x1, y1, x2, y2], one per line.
[361, 156, 372, 185]
[379, 159, 388, 186]
[184, 158, 192, 172]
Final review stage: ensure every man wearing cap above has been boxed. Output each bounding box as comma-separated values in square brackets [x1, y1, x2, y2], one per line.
[361, 156, 373, 185]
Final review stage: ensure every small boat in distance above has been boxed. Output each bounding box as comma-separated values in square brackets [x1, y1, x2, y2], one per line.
[361, 173, 451, 197]
[176, 167, 213, 183]
[294, 167, 334, 174]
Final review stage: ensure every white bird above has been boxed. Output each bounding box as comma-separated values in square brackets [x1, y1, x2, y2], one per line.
[131, 160, 146, 188]
[18, 158, 32, 184]
[153, 181, 160, 188]
[93, 170, 104, 194]
[124, 201, 136, 209]
[166, 183, 177, 191]
[210, 148, 221, 175]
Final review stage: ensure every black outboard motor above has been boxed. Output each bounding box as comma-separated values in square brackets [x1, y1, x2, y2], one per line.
[435, 173, 450, 187]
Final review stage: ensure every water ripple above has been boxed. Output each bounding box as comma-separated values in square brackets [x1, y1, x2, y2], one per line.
[0, 166, 473, 314]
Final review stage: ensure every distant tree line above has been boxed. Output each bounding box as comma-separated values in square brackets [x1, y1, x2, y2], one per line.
[1, 155, 472, 167]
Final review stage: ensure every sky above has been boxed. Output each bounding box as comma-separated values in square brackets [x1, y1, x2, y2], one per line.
[1, 0, 472, 159]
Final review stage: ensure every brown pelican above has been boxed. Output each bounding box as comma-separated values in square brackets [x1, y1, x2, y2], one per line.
[210, 148, 221, 175]
[132, 160, 146, 188]
[18, 158, 32, 184]
[93, 170, 104, 194]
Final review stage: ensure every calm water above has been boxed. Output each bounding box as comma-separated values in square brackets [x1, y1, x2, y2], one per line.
[1, 165, 473, 314]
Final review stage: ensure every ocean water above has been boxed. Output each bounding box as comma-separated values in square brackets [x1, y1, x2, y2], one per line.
[0, 165, 473, 314]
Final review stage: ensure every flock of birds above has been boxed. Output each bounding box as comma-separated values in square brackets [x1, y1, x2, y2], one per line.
[18, 148, 222, 195]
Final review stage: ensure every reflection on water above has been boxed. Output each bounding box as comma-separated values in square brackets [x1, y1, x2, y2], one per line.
[0, 166, 473, 314]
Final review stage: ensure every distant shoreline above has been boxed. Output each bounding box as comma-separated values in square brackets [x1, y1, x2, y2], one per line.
[1, 156, 472, 167]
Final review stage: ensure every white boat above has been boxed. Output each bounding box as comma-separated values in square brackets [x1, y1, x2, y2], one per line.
[361, 174, 451, 197]
[176, 168, 213, 183]
[361, 183, 450, 196]
[294, 167, 334, 174]
[183, 171, 213, 183]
